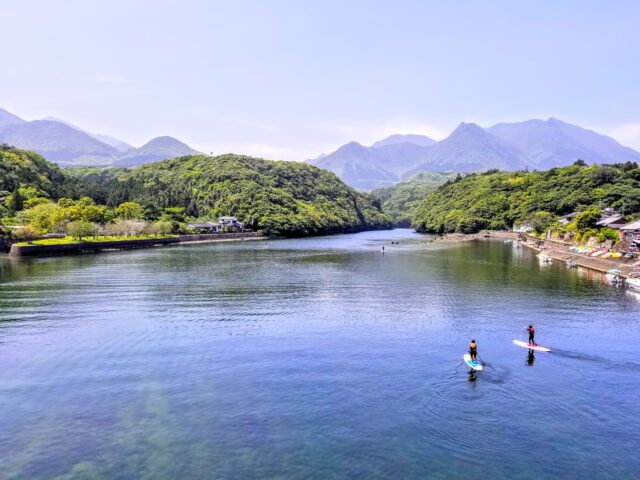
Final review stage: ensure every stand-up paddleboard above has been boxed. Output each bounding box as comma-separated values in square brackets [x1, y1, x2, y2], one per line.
[513, 340, 550, 352]
[463, 354, 483, 371]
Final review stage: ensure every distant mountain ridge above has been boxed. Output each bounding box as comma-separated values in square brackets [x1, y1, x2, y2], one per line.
[0, 107, 200, 167]
[309, 118, 640, 190]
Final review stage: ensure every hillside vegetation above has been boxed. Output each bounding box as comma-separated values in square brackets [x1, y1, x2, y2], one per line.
[372, 172, 458, 226]
[1, 146, 390, 237]
[413, 161, 640, 234]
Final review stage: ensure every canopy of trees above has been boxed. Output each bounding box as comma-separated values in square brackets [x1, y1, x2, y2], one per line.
[413, 162, 640, 234]
[372, 172, 459, 226]
[1, 148, 391, 237]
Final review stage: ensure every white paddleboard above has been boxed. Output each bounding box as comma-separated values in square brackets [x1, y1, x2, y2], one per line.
[463, 354, 483, 371]
[513, 339, 550, 352]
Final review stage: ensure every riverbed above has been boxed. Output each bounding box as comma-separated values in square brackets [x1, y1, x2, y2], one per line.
[0, 229, 638, 479]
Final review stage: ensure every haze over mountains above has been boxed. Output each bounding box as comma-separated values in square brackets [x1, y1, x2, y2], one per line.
[0, 107, 199, 167]
[310, 118, 640, 190]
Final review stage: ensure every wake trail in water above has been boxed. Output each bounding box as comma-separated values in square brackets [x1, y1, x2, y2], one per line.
[551, 348, 640, 371]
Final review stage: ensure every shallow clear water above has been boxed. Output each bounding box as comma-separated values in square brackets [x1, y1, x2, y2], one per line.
[1, 229, 639, 479]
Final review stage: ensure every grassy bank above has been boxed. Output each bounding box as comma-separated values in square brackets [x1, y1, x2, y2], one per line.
[16, 235, 178, 246]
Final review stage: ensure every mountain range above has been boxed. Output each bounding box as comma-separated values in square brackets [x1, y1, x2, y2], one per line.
[309, 118, 640, 190]
[0, 107, 199, 167]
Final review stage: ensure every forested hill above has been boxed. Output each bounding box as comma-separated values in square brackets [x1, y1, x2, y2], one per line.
[372, 172, 458, 226]
[413, 161, 640, 234]
[1, 146, 391, 236]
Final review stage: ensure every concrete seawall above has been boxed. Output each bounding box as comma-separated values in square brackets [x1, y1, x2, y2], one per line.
[522, 235, 640, 276]
[178, 232, 263, 243]
[10, 237, 181, 257]
[9, 232, 266, 257]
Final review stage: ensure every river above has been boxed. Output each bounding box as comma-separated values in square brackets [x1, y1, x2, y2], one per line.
[0, 229, 638, 479]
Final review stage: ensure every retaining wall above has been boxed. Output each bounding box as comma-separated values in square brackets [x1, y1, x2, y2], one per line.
[10, 237, 180, 257]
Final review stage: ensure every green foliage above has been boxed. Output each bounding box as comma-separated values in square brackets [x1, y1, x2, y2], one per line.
[66, 221, 97, 240]
[574, 207, 601, 231]
[525, 211, 556, 234]
[371, 172, 458, 226]
[0, 145, 65, 204]
[65, 154, 391, 236]
[115, 201, 144, 220]
[413, 163, 640, 234]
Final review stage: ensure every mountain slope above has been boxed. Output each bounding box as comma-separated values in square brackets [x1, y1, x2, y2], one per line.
[0, 108, 26, 129]
[0, 120, 119, 164]
[403, 123, 531, 177]
[372, 172, 459, 226]
[309, 140, 434, 190]
[112, 136, 200, 167]
[487, 118, 640, 169]
[43, 116, 132, 152]
[372, 134, 435, 148]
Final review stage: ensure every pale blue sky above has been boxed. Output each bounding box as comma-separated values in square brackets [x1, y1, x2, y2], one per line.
[2, 0, 639, 159]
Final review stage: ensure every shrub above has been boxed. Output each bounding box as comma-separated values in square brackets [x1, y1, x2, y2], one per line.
[66, 221, 97, 241]
[12, 226, 41, 242]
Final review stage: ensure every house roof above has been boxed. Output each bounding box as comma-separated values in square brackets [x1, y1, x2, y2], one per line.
[620, 220, 640, 231]
[187, 222, 218, 228]
[596, 214, 626, 227]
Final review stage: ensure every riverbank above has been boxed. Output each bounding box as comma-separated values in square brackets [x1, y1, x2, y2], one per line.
[430, 230, 520, 244]
[9, 232, 264, 257]
[520, 235, 640, 277]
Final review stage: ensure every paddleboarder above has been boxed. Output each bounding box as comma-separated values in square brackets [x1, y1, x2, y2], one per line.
[469, 339, 478, 361]
[526, 325, 536, 346]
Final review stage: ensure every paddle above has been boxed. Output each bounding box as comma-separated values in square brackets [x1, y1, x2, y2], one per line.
[476, 354, 488, 367]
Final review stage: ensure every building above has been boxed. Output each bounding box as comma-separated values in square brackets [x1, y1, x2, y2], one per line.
[620, 220, 640, 242]
[218, 216, 244, 230]
[186, 222, 220, 233]
[596, 213, 627, 229]
[558, 212, 579, 224]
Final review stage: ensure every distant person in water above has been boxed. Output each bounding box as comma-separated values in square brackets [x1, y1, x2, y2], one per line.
[526, 325, 536, 345]
[469, 339, 478, 361]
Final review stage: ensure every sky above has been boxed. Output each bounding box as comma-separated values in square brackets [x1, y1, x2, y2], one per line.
[1, 0, 640, 160]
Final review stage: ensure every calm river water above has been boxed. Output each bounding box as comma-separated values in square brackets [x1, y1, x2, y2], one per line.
[1, 229, 639, 479]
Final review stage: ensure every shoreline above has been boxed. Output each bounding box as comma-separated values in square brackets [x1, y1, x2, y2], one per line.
[8, 232, 264, 257]
[429, 230, 639, 277]
[520, 235, 639, 277]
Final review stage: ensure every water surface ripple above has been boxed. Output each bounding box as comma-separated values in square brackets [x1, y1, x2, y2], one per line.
[0, 230, 638, 479]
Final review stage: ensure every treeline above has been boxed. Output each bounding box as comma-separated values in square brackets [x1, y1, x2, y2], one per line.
[412, 161, 640, 234]
[371, 172, 458, 226]
[1, 145, 391, 237]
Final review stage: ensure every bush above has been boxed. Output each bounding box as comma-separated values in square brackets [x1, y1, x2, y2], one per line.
[12, 226, 41, 242]
[575, 207, 601, 231]
[599, 227, 620, 242]
[66, 221, 97, 241]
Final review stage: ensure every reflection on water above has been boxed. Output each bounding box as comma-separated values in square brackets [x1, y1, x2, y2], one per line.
[0, 229, 638, 479]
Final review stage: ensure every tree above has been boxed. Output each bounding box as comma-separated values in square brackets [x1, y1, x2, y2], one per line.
[527, 211, 556, 234]
[574, 207, 601, 232]
[154, 220, 174, 236]
[6, 189, 24, 213]
[66, 221, 97, 241]
[115, 202, 144, 220]
[23, 202, 63, 233]
[12, 226, 40, 242]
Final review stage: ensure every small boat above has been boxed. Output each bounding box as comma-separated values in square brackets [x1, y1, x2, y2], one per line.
[537, 253, 552, 264]
[605, 269, 625, 285]
[627, 273, 640, 292]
